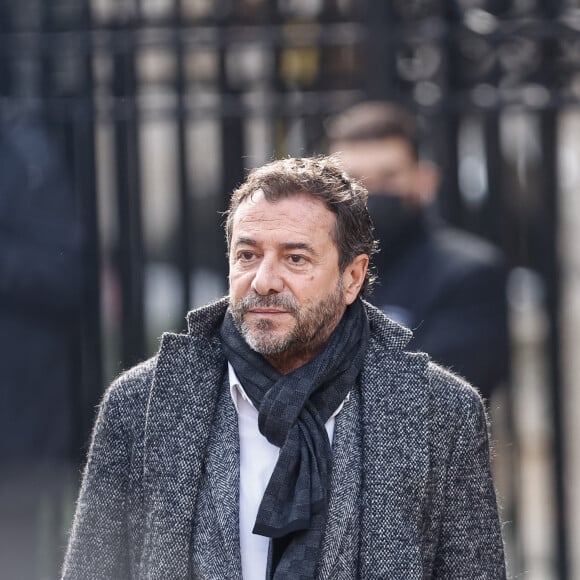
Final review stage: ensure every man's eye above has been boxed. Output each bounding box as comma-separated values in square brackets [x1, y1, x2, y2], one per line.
[289, 255, 305, 264]
[239, 251, 255, 261]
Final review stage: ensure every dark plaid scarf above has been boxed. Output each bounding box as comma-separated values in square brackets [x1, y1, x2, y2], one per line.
[220, 298, 369, 580]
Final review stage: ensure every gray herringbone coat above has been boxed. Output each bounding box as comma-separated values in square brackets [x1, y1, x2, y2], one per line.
[62, 299, 506, 579]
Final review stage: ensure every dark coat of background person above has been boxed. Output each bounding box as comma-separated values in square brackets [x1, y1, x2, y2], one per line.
[0, 110, 83, 579]
[371, 212, 509, 401]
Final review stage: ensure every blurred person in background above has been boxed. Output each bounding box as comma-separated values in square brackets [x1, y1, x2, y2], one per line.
[326, 101, 509, 402]
[0, 109, 82, 579]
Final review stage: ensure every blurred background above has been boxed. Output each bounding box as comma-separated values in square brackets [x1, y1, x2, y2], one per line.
[0, 0, 579, 578]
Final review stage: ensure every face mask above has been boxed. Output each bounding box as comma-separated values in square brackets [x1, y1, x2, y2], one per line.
[367, 193, 423, 255]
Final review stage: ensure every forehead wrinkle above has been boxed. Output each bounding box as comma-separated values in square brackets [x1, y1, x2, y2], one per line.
[232, 193, 337, 250]
[235, 213, 329, 238]
[233, 236, 258, 248]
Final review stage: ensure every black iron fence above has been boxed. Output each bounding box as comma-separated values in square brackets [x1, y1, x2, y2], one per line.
[1, 0, 578, 577]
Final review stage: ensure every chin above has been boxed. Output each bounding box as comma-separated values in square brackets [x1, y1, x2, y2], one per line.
[241, 324, 288, 355]
[245, 335, 288, 356]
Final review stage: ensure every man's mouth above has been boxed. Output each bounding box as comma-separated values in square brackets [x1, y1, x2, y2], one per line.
[237, 293, 298, 318]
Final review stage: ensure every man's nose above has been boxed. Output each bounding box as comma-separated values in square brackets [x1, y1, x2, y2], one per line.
[251, 257, 284, 295]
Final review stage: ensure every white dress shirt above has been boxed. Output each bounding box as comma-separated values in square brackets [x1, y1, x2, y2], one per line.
[228, 364, 346, 580]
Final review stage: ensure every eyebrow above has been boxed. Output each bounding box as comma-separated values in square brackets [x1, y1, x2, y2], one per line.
[233, 237, 258, 248]
[233, 238, 318, 256]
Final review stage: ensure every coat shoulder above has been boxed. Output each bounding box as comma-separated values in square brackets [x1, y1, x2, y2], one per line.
[108, 356, 157, 397]
[427, 361, 485, 414]
[424, 361, 489, 448]
[98, 356, 158, 430]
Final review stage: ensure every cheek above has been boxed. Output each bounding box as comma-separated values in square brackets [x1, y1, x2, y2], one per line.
[293, 275, 326, 302]
[228, 271, 244, 293]
[229, 269, 256, 297]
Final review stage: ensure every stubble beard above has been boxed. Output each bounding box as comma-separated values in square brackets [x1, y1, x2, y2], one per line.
[230, 278, 346, 360]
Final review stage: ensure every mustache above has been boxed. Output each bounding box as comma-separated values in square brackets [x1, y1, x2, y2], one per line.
[236, 293, 299, 315]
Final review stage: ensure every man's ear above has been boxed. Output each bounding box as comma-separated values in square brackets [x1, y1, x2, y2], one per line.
[343, 254, 369, 305]
[416, 161, 440, 205]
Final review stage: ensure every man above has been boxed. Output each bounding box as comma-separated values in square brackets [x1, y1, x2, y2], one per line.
[326, 102, 509, 401]
[63, 156, 505, 579]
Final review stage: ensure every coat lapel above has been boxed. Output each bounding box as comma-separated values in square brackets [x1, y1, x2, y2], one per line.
[317, 388, 362, 580]
[202, 374, 242, 578]
[139, 300, 229, 578]
[359, 305, 431, 578]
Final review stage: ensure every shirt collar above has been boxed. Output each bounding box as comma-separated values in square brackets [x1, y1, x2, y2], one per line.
[228, 363, 255, 413]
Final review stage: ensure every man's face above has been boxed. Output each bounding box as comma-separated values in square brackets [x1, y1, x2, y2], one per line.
[330, 137, 423, 205]
[228, 190, 363, 372]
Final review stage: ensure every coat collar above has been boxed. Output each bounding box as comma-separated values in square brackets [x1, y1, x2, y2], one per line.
[186, 296, 230, 335]
[140, 299, 229, 577]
